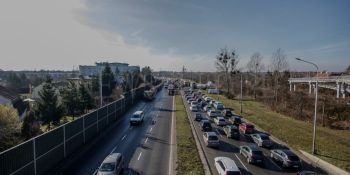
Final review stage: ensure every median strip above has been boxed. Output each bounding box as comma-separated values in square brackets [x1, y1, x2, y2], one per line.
[175, 95, 205, 175]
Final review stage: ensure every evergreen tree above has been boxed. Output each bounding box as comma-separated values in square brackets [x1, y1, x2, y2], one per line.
[62, 81, 79, 119]
[102, 63, 116, 96]
[36, 76, 63, 130]
[21, 110, 41, 140]
[78, 83, 94, 113]
[0, 105, 22, 151]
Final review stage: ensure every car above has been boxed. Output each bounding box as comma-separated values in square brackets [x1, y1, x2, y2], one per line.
[251, 133, 274, 148]
[229, 116, 242, 126]
[97, 153, 124, 175]
[190, 105, 198, 112]
[239, 123, 255, 134]
[214, 102, 224, 110]
[195, 113, 202, 121]
[200, 120, 212, 131]
[270, 149, 302, 169]
[223, 125, 240, 139]
[187, 98, 194, 104]
[214, 117, 226, 126]
[191, 101, 198, 107]
[203, 132, 220, 147]
[207, 110, 220, 118]
[129, 111, 144, 125]
[209, 100, 216, 106]
[200, 101, 207, 108]
[222, 109, 233, 118]
[203, 105, 212, 112]
[205, 97, 212, 102]
[240, 145, 264, 165]
[214, 157, 241, 175]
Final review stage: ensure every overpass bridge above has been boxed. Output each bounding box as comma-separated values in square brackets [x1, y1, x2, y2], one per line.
[288, 75, 350, 98]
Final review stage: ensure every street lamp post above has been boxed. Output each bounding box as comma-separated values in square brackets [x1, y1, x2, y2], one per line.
[240, 72, 243, 115]
[295, 58, 319, 155]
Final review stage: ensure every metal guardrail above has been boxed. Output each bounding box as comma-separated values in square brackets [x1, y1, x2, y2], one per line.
[0, 87, 145, 175]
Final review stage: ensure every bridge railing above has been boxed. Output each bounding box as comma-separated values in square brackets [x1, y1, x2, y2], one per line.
[0, 87, 145, 175]
[288, 75, 350, 83]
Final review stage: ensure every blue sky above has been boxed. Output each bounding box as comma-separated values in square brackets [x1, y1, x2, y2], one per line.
[0, 0, 349, 71]
[80, 0, 350, 71]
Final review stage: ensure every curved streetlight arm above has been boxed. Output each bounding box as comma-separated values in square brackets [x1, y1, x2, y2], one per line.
[295, 58, 319, 72]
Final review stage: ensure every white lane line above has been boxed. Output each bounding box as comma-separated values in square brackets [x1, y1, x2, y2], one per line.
[93, 169, 97, 175]
[121, 135, 127, 141]
[110, 144, 119, 154]
[137, 152, 142, 160]
[168, 96, 175, 175]
[269, 157, 283, 170]
[149, 127, 153, 132]
[129, 126, 133, 130]
[144, 137, 148, 144]
[234, 153, 249, 171]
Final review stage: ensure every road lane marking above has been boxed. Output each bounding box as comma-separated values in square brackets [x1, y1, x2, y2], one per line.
[121, 135, 127, 141]
[137, 152, 142, 160]
[129, 126, 133, 130]
[93, 169, 97, 175]
[168, 96, 175, 175]
[234, 153, 248, 171]
[110, 144, 119, 154]
[149, 127, 153, 132]
[144, 137, 148, 143]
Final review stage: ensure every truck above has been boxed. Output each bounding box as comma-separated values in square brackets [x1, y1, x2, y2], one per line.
[143, 89, 155, 101]
[168, 84, 175, 96]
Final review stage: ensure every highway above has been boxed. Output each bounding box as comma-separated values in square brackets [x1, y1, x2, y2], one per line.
[181, 91, 327, 175]
[52, 88, 175, 175]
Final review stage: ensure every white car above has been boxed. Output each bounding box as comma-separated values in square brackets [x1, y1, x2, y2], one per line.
[190, 105, 198, 112]
[191, 101, 198, 107]
[129, 111, 144, 125]
[214, 117, 226, 126]
[203, 105, 212, 112]
[203, 132, 220, 147]
[97, 153, 124, 175]
[207, 110, 220, 118]
[214, 157, 241, 175]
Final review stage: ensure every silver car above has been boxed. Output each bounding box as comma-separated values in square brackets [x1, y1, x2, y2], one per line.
[97, 153, 124, 175]
[251, 133, 273, 148]
[270, 149, 302, 169]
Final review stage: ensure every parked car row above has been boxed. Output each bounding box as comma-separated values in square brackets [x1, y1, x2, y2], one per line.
[183, 89, 305, 174]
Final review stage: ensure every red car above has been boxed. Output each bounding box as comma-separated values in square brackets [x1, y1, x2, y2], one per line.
[239, 123, 255, 134]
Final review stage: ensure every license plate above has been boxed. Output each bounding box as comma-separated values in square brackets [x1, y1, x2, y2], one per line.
[293, 165, 299, 168]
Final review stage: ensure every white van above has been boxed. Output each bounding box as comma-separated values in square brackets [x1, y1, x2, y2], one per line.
[208, 89, 220, 94]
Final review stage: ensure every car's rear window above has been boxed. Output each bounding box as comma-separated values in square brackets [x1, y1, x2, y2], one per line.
[288, 156, 300, 161]
[226, 171, 240, 175]
[246, 125, 254, 129]
[252, 151, 263, 155]
[260, 135, 269, 140]
[99, 163, 115, 172]
[219, 119, 225, 122]
[132, 114, 141, 118]
[208, 136, 218, 140]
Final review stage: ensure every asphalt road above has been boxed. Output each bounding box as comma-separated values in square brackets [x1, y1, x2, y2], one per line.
[181, 92, 327, 175]
[53, 88, 175, 175]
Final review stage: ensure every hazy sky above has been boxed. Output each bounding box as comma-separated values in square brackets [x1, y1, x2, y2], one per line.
[0, 0, 349, 72]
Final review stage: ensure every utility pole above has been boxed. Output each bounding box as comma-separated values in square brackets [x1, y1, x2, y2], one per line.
[99, 67, 103, 107]
[254, 63, 258, 99]
[296, 58, 319, 155]
[240, 73, 243, 114]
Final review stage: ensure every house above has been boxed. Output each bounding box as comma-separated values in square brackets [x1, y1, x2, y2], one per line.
[0, 85, 26, 119]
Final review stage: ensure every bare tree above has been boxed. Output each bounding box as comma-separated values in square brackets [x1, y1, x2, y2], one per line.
[246, 52, 264, 99]
[269, 48, 289, 103]
[215, 48, 239, 96]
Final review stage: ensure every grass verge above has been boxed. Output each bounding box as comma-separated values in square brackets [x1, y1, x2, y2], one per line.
[175, 95, 205, 175]
[207, 93, 350, 172]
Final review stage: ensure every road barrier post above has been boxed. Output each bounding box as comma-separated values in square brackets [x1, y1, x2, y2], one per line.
[63, 125, 66, 158]
[33, 139, 37, 175]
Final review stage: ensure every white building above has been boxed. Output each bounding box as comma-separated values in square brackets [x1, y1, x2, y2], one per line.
[79, 62, 140, 77]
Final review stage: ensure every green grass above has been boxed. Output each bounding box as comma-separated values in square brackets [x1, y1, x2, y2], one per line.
[207, 93, 350, 172]
[175, 95, 205, 175]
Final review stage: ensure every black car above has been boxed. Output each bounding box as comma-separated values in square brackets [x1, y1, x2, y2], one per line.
[195, 113, 202, 121]
[222, 109, 233, 118]
[229, 116, 242, 126]
[200, 120, 212, 131]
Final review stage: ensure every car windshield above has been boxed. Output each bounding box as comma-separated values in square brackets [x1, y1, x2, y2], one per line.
[226, 172, 240, 175]
[288, 156, 300, 161]
[226, 111, 232, 114]
[246, 125, 254, 129]
[208, 135, 218, 140]
[99, 163, 115, 172]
